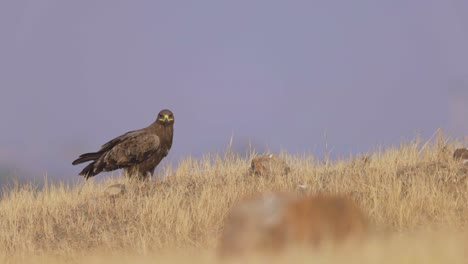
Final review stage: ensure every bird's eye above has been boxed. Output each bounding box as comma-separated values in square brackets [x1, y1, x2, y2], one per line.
[169, 114, 173, 118]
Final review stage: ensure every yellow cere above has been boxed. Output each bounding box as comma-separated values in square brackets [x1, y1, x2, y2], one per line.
[159, 115, 174, 122]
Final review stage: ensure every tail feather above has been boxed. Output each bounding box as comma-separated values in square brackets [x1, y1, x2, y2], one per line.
[79, 162, 98, 180]
[72, 152, 103, 165]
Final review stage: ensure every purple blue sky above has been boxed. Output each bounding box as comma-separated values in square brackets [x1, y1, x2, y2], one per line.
[1, 0, 467, 182]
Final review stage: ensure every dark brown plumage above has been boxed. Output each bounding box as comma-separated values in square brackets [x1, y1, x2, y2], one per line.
[72, 109, 174, 180]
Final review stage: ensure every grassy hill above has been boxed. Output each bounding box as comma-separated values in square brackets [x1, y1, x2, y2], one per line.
[1, 133, 467, 263]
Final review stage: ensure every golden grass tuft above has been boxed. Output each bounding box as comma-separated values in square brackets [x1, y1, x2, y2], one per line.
[1, 134, 468, 262]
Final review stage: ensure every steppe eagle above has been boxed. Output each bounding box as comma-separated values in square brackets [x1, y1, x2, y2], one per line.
[72, 109, 174, 180]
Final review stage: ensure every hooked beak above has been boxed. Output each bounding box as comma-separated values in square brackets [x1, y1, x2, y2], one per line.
[158, 114, 173, 124]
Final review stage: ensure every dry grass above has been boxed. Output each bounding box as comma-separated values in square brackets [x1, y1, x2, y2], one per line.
[1, 133, 468, 263]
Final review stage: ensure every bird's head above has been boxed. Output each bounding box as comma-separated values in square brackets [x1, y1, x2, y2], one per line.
[157, 109, 175, 126]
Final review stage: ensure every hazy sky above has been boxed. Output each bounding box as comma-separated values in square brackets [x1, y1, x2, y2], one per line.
[1, 0, 467, 181]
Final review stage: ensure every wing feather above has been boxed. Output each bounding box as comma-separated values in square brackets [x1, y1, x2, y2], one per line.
[98, 133, 161, 172]
[98, 130, 143, 152]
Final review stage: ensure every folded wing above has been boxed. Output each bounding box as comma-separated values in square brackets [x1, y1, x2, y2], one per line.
[76, 132, 160, 179]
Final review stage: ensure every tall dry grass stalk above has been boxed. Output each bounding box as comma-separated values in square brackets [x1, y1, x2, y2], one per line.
[1, 133, 468, 263]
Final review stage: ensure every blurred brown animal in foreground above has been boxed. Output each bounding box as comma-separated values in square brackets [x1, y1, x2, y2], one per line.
[218, 192, 368, 257]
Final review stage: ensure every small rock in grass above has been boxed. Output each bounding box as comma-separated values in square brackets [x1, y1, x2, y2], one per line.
[105, 183, 126, 198]
[250, 154, 291, 176]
